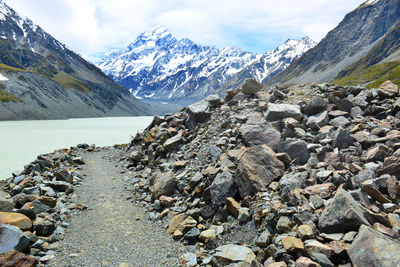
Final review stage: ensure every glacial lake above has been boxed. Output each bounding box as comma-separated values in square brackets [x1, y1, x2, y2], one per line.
[0, 116, 154, 180]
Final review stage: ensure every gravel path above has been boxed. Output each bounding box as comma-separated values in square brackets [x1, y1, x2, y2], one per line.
[49, 150, 180, 267]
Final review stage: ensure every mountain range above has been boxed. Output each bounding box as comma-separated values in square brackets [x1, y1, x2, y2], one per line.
[98, 26, 315, 104]
[0, 0, 150, 120]
[266, 0, 400, 88]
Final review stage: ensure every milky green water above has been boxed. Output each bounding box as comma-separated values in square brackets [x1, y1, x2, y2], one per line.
[0, 116, 154, 180]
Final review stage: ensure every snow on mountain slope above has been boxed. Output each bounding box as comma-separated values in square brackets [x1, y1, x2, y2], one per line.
[98, 25, 315, 103]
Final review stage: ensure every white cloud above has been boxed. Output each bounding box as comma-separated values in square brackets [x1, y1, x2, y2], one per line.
[4, 0, 365, 60]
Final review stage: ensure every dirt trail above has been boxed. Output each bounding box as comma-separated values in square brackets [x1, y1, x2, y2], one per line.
[49, 150, 180, 267]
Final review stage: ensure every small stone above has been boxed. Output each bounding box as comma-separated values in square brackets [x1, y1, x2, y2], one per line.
[238, 208, 250, 223]
[0, 251, 38, 266]
[331, 127, 355, 149]
[276, 216, 294, 233]
[264, 103, 302, 121]
[282, 236, 304, 252]
[199, 228, 216, 242]
[241, 79, 262, 94]
[226, 197, 241, 217]
[180, 252, 197, 267]
[149, 171, 178, 199]
[256, 230, 271, 248]
[378, 80, 399, 98]
[54, 169, 73, 183]
[365, 144, 390, 162]
[295, 257, 321, 267]
[297, 225, 314, 239]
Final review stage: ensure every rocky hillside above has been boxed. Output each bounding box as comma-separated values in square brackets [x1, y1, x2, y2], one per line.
[0, 0, 150, 120]
[98, 26, 314, 105]
[267, 0, 400, 87]
[121, 79, 400, 266]
[1, 78, 400, 265]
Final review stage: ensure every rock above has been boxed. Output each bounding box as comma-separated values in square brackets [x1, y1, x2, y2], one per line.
[307, 111, 329, 130]
[238, 207, 250, 223]
[331, 127, 355, 149]
[276, 139, 309, 165]
[159, 196, 174, 207]
[54, 169, 73, 183]
[329, 116, 350, 128]
[304, 183, 335, 199]
[199, 228, 216, 242]
[378, 80, 399, 98]
[361, 180, 391, 204]
[295, 257, 321, 267]
[242, 79, 262, 94]
[234, 145, 285, 198]
[214, 244, 256, 265]
[163, 132, 183, 151]
[297, 225, 314, 239]
[45, 181, 73, 193]
[305, 240, 334, 258]
[318, 189, 370, 233]
[178, 216, 197, 234]
[306, 96, 327, 115]
[310, 253, 334, 267]
[149, 171, 178, 199]
[256, 230, 271, 248]
[209, 145, 222, 162]
[180, 252, 197, 267]
[167, 214, 187, 235]
[265, 103, 302, 121]
[348, 225, 400, 266]
[183, 227, 200, 244]
[0, 251, 38, 266]
[280, 171, 308, 202]
[0, 198, 14, 212]
[276, 216, 294, 233]
[0, 212, 32, 231]
[239, 123, 281, 149]
[33, 218, 55, 236]
[36, 196, 57, 208]
[282, 236, 304, 252]
[0, 225, 30, 253]
[208, 172, 236, 208]
[226, 197, 241, 217]
[22, 199, 52, 214]
[72, 156, 85, 164]
[365, 144, 390, 162]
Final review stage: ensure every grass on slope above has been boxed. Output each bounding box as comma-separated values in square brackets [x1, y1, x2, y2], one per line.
[333, 61, 400, 88]
[51, 72, 91, 92]
[0, 83, 22, 103]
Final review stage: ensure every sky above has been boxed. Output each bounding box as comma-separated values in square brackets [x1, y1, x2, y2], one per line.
[4, 0, 366, 62]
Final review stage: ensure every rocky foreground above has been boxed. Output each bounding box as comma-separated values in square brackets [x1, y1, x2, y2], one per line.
[1, 78, 400, 266]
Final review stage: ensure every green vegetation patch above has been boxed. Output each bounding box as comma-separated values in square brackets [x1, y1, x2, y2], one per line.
[51, 72, 91, 92]
[0, 83, 22, 102]
[333, 61, 400, 88]
[0, 63, 27, 73]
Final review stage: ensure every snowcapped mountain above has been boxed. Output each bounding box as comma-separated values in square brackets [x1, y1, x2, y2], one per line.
[98, 26, 315, 103]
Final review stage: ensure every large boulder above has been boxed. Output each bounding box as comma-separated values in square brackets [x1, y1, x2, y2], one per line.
[241, 79, 262, 94]
[149, 171, 178, 199]
[234, 145, 285, 198]
[0, 225, 30, 253]
[264, 103, 302, 121]
[239, 123, 281, 149]
[163, 131, 183, 151]
[348, 225, 400, 266]
[318, 189, 370, 233]
[214, 244, 256, 265]
[208, 172, 237, 209]
[276, 139, 309, 165]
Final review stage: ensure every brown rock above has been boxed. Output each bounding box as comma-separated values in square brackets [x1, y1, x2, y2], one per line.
[149, 171, 178, 199]
[378, 80, 399, 98]
[365, 145, 390, 162]
[167, 214, 187, 235]
[36, 196, 57, 208]
[297, 225, 314, 239]
[54, 169, 73, 183]
[372, 222, 398, 238]
[305, 240, 334, 258]
[361, 180, 391, 204]
[226, 197, 241, 217]
[178, 216, 197, 234]
[304, 183, 335, 199]
[282, 236, 304, 252]
[0, 212, 32, 231]
[159, 196, 174, 207]
[295, 257, 321, 267]
[234, 145, 284, 198]
[267, 262, 288, 267]
[386, 176, 400, 199]
[0, 251, 38, 267]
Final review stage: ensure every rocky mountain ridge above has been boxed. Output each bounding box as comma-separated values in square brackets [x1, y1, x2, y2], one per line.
[98, 26, 315, 105]
[266, 0, 400, 88]
[0, 0, 150, 120]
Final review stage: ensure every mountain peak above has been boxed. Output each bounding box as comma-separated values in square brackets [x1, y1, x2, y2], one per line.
[140, 25, 171, 40]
